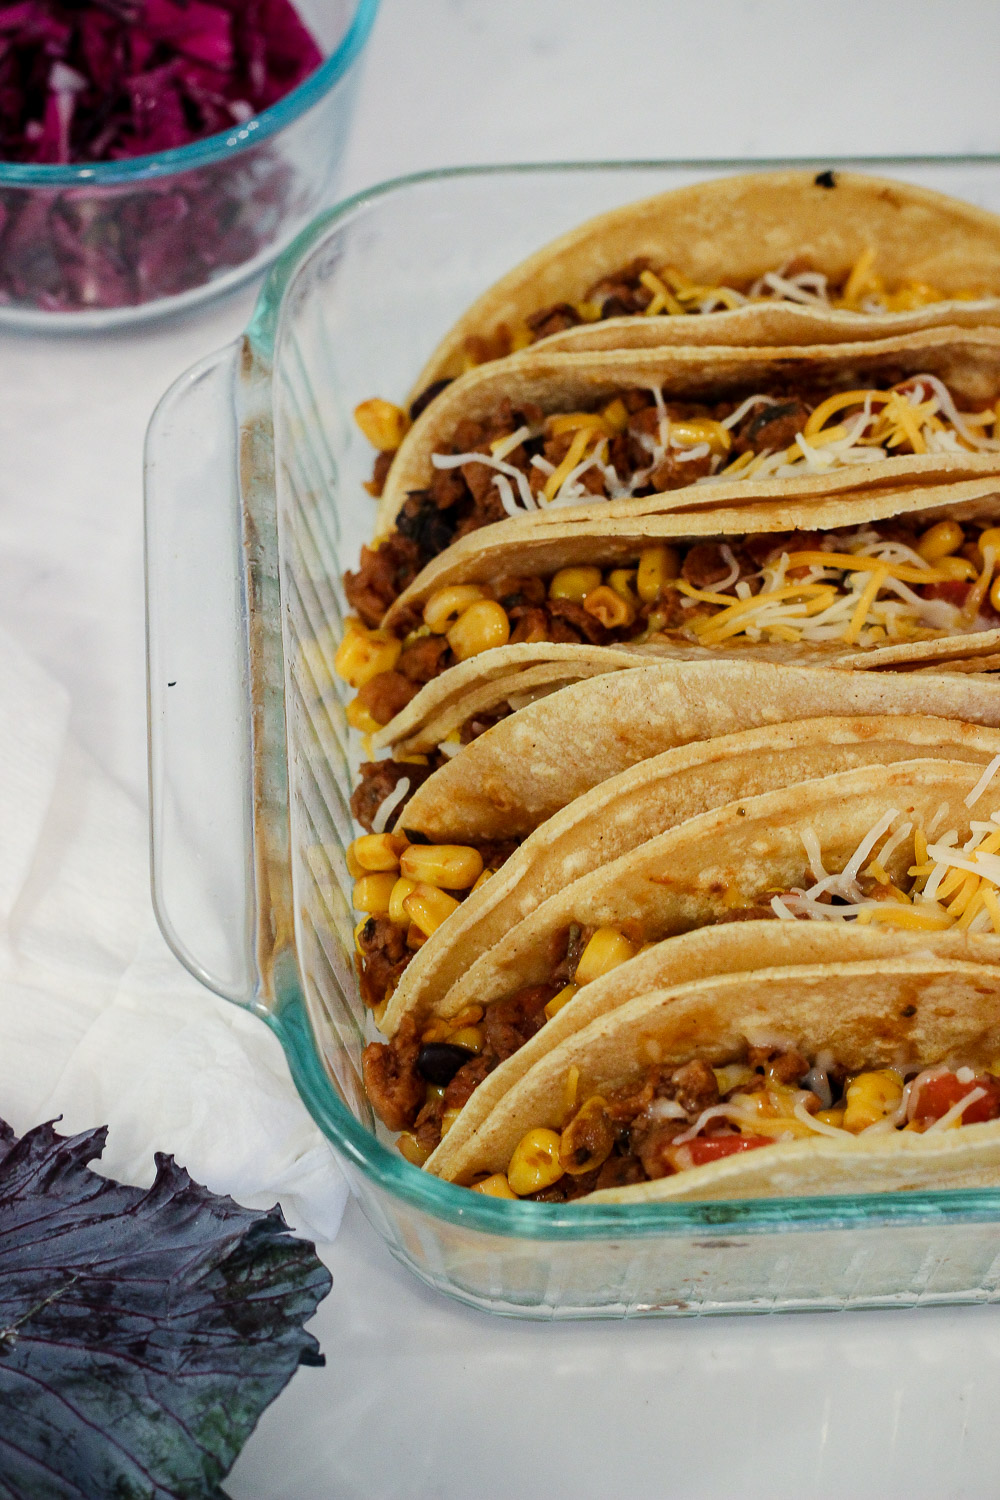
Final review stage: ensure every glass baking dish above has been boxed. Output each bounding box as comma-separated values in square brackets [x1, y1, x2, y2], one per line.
[145, 157, 1000, 1318]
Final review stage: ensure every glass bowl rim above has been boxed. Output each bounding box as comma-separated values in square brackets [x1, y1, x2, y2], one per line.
[247, 154, 1000, 1242]
[0, 0, 379, 188]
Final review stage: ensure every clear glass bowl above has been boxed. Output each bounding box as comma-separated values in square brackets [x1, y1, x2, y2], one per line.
[0, 0, 378, 329]
[146, 157, 1000, 1318]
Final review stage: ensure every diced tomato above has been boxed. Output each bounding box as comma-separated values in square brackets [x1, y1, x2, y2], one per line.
[921, 581, 971, 608]
[911, 1071, 1000, 1125]
[684, 1135, 774, 1166]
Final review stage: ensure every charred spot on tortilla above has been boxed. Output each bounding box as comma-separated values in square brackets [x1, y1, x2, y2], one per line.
[410, 378, 453, 421]
[815, 170, 837, 189]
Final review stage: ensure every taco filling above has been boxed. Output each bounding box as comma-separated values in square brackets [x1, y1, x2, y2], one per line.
[337, 516, 1000, 731]
[353, 370, 1000, 551]
[362, 773, 1000, 1162]
[356, 250, 991, 438]
[350, 830, 518, 1010]
[473, 1049, 1000, 1202]
[456, 252, 992, 364]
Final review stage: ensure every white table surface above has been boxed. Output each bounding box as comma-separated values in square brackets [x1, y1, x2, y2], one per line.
[6, 2, 1000, 1495]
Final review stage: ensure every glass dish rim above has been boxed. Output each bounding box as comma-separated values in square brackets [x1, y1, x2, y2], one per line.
[249, 154, 1000, 1242]
[0, 0, 379, 188]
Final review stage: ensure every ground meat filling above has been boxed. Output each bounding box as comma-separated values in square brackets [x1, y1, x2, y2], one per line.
[362, 982, 558, 1147]
[357, 365, 992, 599]
[354, 836, 520, 1012]
[526, 1051, 1000, 1202]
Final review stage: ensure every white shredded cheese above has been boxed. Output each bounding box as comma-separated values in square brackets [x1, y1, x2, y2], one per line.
[965, 753, 1000, 809]
[923, 1086, 988, 1133]
[371, 776, 410, 834]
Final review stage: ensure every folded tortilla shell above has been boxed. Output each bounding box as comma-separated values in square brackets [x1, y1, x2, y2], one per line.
[399, 664, 1000, 839]
[435, 959, 1000, 1201]
[411, 170, 1000, 391]
[384, 475, 1000, 624]
[425, 927, 1000, 1181]
[378, 329, 1000, 535]
[379, 716, 1000, 1039]
[439, 759, 1000, 1018]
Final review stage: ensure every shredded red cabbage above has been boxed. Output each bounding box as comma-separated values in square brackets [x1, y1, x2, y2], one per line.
[0, 0, 322, 164]
[0, 0, 324, 311]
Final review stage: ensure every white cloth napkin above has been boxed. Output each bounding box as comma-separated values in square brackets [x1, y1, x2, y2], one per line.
[0, 624, 347, 1241]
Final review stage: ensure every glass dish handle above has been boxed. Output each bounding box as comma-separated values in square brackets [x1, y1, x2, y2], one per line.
[144, 343, 258, 1008]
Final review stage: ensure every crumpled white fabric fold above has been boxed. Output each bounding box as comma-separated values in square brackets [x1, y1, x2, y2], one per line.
[0, 625, 347, 1241]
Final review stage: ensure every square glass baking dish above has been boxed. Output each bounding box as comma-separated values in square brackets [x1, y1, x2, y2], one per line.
[146, 157, 1000, 1319]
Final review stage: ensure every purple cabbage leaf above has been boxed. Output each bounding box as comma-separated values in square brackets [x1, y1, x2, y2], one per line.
[0, 1116, 332, 1499]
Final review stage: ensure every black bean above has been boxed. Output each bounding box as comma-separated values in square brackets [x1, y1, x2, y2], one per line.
[417, 1043, 476, 1086]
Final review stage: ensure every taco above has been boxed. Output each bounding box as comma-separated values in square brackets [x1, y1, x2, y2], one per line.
[405, 171, 1000, 395]
[337, 480, 1000, 738]
[434, 959, 1000, 1204]
[386, 660, 1000, 836]
[361, 758, 1000, 1167]
[359, 331, 1000, 545]
[363, 717, 1000, 1035]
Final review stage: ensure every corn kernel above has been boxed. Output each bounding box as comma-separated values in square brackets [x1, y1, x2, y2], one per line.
[420, 1018, 453, 1044]
[559, 1096, 615, 1175]
[423, 584, 487, 634]
[601, 397, 630, 433]
[511, 325, 534, 352]
[345, 697, 381, 734]
[815, 1108, 846, 1129]
[447, 600, 511, 661]
[842, 1069, 903, 1133]
[636, 545, 680, 602]
[575, 927, 638, 984]
[352, 872, 397, 915]
[440, 1107, 463, 1137]
[346, 843, 365, 880]
[422, 1013, 483, 1046]
[388, 875, 417, 926]
[334, 628, 401, 688]
[549, 566, 603, 602]
[406, 923, 427, 949]
[917, 519, 964, 561]
[354, 397, 410, 451]
[400, 843, 484, 890]
[608, 568, 637, 601]
[936, 555, 977, 582]
[397, 1132, 432, 1167]
[979, 527, 1000, 557]
[507, 1127, 565, 1196]
[544, 983, 579, 1021]
[583, 585, 636, 629]
[351, 832, 406, 873]
[446, 1005, 485, 1032]
[470, 1173, 518, 1198]
[472, 868, 493, 892]
[354, 917, 371, 954]
[403, 883, 461, 937]
[447, 1025, 484, 1053]
[991, 575, 1000, 614]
